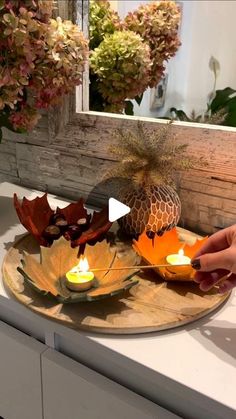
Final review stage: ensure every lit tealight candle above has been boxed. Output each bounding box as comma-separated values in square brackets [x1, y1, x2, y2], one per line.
[166, 249, 191, 275]
[65, 256, 95, 292]
[166, 249, 191, 266]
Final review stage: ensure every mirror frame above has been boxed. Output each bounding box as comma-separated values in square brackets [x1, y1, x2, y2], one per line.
[72, 0, 236, 131]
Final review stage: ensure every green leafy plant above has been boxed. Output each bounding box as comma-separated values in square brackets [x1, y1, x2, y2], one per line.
[89, 0, 181, 114]
[170, 89, 235, 126]
[170, 57, 236, 127]
[170, 104, 228, 126]
[0, 0, 88, 140]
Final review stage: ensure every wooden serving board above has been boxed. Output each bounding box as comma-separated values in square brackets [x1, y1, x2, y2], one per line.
[2, 228, 230, 334]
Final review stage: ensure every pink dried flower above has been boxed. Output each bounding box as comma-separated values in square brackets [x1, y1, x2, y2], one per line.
[0, 0, 88, 134]
[9, 105, 41, 131]
[125, 1, 181, 88]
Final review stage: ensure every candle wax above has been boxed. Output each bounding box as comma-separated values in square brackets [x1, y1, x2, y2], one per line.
[166, 254, 191, 266]
[66, 271, 94, 284]
[165, 250, 192, 278]
[65, 270, 95, 292]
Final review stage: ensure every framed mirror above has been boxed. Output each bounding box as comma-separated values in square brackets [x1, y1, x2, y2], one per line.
[82, 0, 236, 128]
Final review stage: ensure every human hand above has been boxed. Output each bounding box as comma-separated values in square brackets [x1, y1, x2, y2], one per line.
[191, 225, 236, 294]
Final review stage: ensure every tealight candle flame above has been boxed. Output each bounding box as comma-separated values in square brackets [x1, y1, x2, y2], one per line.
[166, 248, 191, 267]
[165, 246, 192, 277]
[65, 256, 94, 292]
[78, 256, 89, 273]
[178, 248, 184, 257]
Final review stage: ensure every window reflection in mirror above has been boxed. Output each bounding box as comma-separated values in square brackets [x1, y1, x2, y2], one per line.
[88, 1, 236, 127]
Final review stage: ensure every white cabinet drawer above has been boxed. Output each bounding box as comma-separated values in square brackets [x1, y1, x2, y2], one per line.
[42, 348, 180, 419]
[0, 321, 45, 419]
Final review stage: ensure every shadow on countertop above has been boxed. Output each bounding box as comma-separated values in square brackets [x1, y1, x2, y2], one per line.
[189, 315, 236, 366]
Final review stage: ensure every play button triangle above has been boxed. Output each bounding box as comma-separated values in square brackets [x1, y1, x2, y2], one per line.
[108, 198, 130, 222]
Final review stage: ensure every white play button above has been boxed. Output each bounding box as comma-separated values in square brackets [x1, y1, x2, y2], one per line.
[108, 198, 130, 222]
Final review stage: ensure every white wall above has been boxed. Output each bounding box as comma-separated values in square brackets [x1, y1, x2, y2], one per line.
[165, 1, 236, 118]
[111, 1, 236, 118]
[109, 1, 118, 12]
[117, 0, 149, 18]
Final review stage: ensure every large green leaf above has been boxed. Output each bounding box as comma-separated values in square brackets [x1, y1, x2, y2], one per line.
[209, 88, 236, 127]
[210, 87, 236, 112]
[222, 97, 236, 127]
[125, 100, 134, 115]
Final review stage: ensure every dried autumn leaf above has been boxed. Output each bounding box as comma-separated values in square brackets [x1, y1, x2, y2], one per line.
[56, 199, 88, 225]
[133, 228, 208, 281]
[18, 237, 139, 303]
[72, 206, 111, 247]
[14, 193, 54, 246]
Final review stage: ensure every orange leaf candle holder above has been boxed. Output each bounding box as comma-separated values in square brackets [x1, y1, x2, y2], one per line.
[133, 227, 208, 281]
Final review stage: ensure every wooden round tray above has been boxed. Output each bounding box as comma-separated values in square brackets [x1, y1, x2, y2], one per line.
[2, 229, 229, 334]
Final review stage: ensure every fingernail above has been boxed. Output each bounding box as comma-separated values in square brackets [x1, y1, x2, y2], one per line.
[191, 259, 201, 270]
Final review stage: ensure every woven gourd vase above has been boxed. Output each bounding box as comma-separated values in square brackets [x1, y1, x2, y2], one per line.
[118, 184, 181, 237]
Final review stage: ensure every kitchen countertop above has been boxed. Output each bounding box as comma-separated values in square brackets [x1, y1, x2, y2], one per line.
[0, 181, 235, 419]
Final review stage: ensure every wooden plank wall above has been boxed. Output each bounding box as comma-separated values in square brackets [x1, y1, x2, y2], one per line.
[0, 111, 236, 235]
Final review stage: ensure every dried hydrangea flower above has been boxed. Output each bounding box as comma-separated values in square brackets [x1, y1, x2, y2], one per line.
[125, 1, 181, 88]
[0, 0, 88, 134]
[89, 0, 122, 50]
[90, 30, 152, 111]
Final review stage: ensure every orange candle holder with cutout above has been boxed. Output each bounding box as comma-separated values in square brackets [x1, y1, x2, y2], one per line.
[133, 228, 208, 281]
